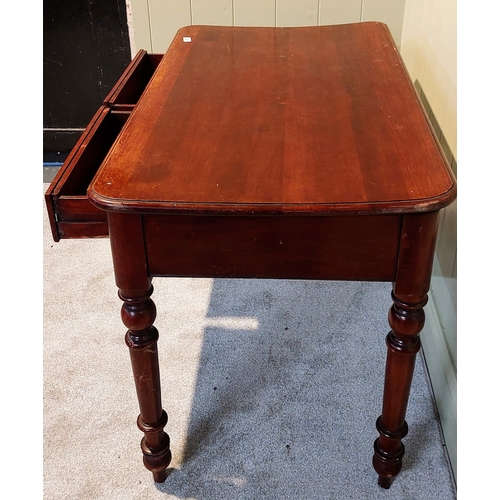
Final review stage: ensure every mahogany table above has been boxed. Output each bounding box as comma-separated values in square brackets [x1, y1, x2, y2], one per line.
[46, 23, 457, 489]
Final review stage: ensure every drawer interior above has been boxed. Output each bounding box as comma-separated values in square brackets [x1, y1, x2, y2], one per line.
[45, 108, 129, 241]
[46, 51, 162, 241]
[103, 50, 163, 109]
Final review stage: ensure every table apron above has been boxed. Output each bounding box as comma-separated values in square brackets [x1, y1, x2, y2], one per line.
[142, 214, 401, 281]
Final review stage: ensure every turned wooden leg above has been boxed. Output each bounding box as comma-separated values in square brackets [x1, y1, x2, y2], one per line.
[373, 292, 424, 488]
[107, 212, 171, 483]
[120, 285, 172, 482]
[373, 212, 440, 488]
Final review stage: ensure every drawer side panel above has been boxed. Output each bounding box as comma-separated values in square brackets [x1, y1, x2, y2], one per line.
[104, 50, 163, 108]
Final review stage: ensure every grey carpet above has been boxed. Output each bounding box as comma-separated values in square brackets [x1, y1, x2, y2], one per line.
[43, 184, 456, 499]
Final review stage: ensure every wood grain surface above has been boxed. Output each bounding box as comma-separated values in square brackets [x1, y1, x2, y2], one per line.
[88, 23, 456, 215]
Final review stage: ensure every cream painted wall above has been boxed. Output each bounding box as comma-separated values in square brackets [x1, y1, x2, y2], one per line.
[127, 0, 406, 54]
[400, 0, 457, 481]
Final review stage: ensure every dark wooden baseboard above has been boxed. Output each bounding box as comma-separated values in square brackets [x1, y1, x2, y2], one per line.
[43, 129, 85, 163]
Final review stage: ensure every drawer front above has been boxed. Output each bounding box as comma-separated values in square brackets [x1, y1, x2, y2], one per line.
[45, 107, 129, 241]
[144, 214, 401, 281]
[103, 50, 163, 111]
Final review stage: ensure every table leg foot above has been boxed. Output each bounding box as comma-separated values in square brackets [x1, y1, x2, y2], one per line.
[377, 475, 395, 489]
[373, 416, 407, 489]
[139, 411, 172, 481]
[153, 469, 168, 483]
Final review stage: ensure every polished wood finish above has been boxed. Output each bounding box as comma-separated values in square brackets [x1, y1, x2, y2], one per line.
[108, 212, 171, 482]
[46, 23, 457, 489]
[143, 214, 401, 281]
[372, 211, 440, 487]
[89, 24, 454, 215]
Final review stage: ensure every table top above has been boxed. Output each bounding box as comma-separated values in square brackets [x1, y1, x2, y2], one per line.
[88, 23, 456, 215]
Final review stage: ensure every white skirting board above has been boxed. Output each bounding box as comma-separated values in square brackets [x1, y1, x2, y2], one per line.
[420, 289, 457, 482]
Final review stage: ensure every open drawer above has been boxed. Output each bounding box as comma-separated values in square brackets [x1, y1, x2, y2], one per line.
[45, 107, 130, 241]
[103, 49, 163, 111]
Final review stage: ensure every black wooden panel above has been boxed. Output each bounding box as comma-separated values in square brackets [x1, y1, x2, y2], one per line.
[43, 0, 131, 158]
